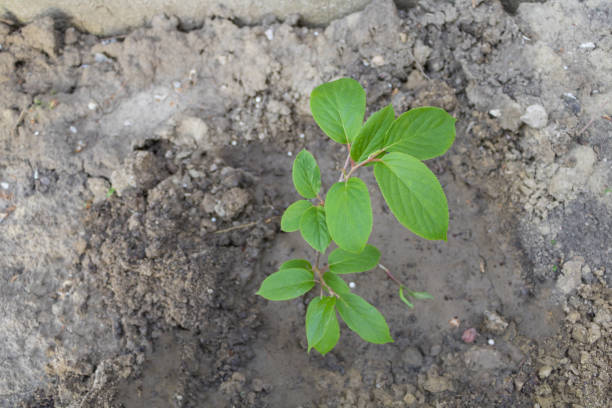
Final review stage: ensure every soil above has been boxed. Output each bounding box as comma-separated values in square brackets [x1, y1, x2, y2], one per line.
[1, 1, 610, 407]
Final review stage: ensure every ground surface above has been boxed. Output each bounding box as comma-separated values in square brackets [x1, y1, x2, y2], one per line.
[0, 0, 610, 407]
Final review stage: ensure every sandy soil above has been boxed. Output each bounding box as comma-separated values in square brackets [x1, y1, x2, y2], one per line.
[0, 1, 610, 407]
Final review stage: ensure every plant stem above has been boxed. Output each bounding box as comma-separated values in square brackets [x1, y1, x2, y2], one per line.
[378, 263, 403, 287]
[339, 145, 352, 181]
[314, 265, 338, 298]
[345, 156, 381, 180]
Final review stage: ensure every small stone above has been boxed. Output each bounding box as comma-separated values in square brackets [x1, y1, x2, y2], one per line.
[586, 323, 601, 344]
[520, 104, 548, 129]
[217, 187, 250, 219]
[556, 257, 584, 294]
[594, 309, 611, 326]
[423, 374, 453, 393]
[500, 101, 523, 131]
[579, 351, 591, 365]
[566, 311, 581, 324]
[489, 109, 502, 118]
[462, 328, 478, 343]
[372, 55, 385, 66]
[538, 365, 553, 379]
[571, 324, 588, 343]
[413, 40, 432, 66]
[483, 310, 509, 334]
[88, 102, 97, 110]
[264, 28, 274, 41]
[349, 282, 356, 289]
[87, 177, 111, 204]
[403, 393, 417, 405]
[488, 338, 495, 346]
[514, 378, 525, 391]
[110, 151, 164, 195]
[579, 42, 596, 50]
[0, 182, 8, 190]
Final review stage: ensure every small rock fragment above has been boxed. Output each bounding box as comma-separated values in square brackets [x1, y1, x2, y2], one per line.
[402, 346, 424, 367]
[483, 310, 509, 334]
[264, 28, 274, 41]
[586, 323, 601, 344]
[538, 365, 553, 379]
[217, 188, 250, 219]
[556, 257, 584, 294]
[520, 104, 548, 129]
[87, 177, 111, 204]
[462, 328, 478, 343]
[372, 55, 385, 66]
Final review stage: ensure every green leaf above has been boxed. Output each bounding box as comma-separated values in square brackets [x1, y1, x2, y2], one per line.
[384, 107, 456, 160]
[325, 178, 372, 253]
[351, 105, 395, 162]
[310, 78, 366, 144]
[407, 290, 434, 300]
[374, 152, 449, 241]
[328, 244, 381, 274]
[299, 206, 331, 253]
[398, 287, 414, 308]
[323, 272, 351, 296]
[292, 150, 321, 199]
[281, 200, 313, 232]
[306, 297, 339, 354]
[256, 268, 315, 300]
[336, 293, 393, 344]
[279, 259, 312, 270]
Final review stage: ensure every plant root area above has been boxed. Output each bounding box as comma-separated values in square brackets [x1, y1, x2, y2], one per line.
[0, 1, 610, 407]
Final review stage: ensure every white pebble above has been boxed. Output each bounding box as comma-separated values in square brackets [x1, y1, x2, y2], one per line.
[349, 282, 356, 289]
[173, 81, 182, 89]
[520, 104, 548, 129]
[489, 109, 502, 118]
[124, 120, 132, 127]
[207, 288, 214, 294]
[211, 217, 217, 223]
[299, 133, 305, 139]
[313, 31, 319, 37]
[231, 140, 237, 146]
[488, 338, 495, 345]
[579, 42, 595, 50]
[33, 170, 39, 180]
[287, 151, 292, 156]
[87, 102, 97, 110]
[371, 55, 385, 66]
[69, 126, 77, 134]
[34, 131, 40, 136]
[94, 53, 111, 63]
[255, 96, 261, 103]
[0, 182, 9, 190]
[264, 28, 274, 41]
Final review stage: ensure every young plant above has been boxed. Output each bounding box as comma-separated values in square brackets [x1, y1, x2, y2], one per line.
[256, 78, 456, 355]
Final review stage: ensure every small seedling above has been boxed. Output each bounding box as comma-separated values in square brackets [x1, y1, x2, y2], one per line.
[256, 78, 456, 354]
[106, 187, 116, 198]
